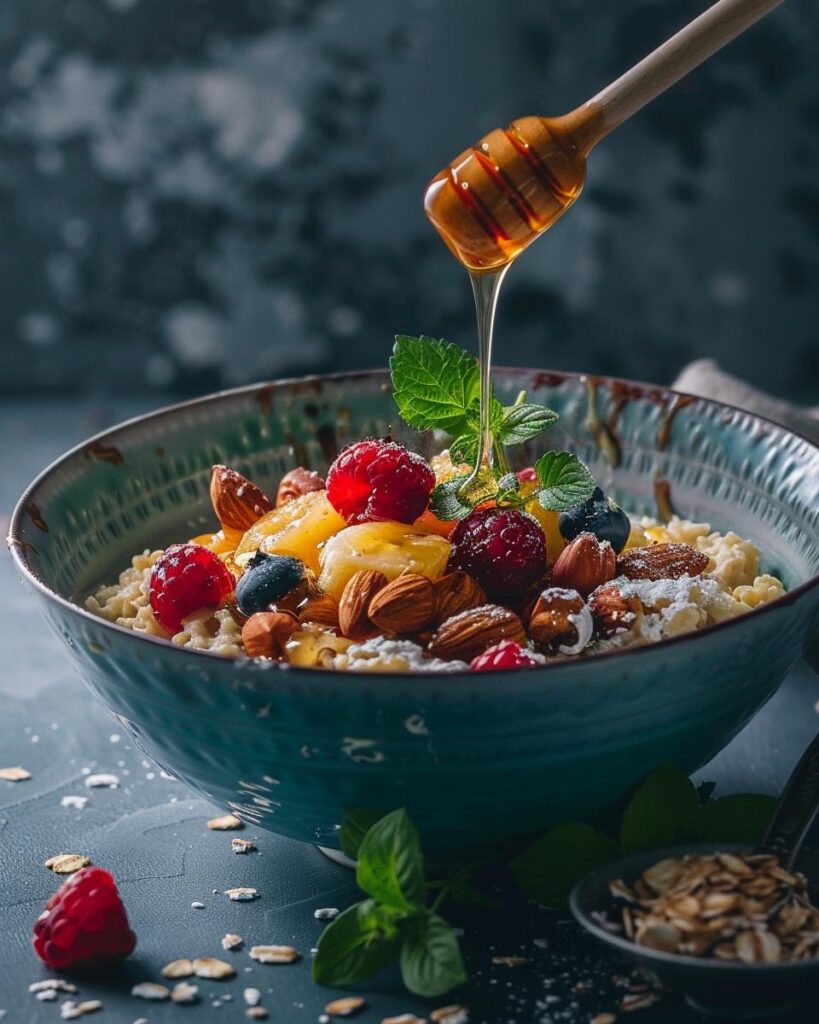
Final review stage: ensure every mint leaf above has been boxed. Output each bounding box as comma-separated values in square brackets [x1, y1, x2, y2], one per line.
[357, 809, 426, 911]
[399, 911, 467, 997]
[390, 336, 479, 435]
[449, 435, 478, 465]
[429, 477, 475, 521]
[312, 899, 400, 987]
[339, 808, 386, 861]
[699, 794, 777, 845]
[510, 823, 618, 908]
[497, 404, 559, 445]
[620, 763, 701, 854]
[534, 451, 595, 511]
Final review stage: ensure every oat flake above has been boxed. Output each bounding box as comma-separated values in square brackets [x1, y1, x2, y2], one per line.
[243, 987, 262, 1006]
[221, 933, 243, 950]
[325, 996, 367, 1017]
[225, 886, 259, 901]
[0, 766, 31, 781]
[192, 957, 236, 980]
[170, 982, 198, 1004]
[84, 773, 119, 788]
[44, 853, 91, 874]
[161, 958, 194, 978]
[208, 813, 243, 830]
[249, 944, 300, 964]
[131, 982, 170, 1001]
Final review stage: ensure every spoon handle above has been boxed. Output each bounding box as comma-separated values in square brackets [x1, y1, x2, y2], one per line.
[565, 0, 786, 152]
[759, 732, 819, 871]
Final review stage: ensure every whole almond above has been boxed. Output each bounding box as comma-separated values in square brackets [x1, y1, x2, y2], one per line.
[298, 593, 340, 629]
[528, 587, 585, 648]
[276, 466, 325, 506]
[432, 571, 486, 625]
[368, 573, 435, 634]
[588, 583, 643, 637]
[210, 465, 274, 532]
[550, 532, 616, 597]
[617, 542, 709, 581]
[338, 570, 387, 638]
[242, 610, 299, 658]
[428, 604, 526, 661]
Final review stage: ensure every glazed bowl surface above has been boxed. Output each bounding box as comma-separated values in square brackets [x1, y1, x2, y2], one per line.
[8, 369, 819, 854]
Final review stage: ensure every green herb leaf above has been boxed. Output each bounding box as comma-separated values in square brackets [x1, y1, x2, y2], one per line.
[357, 808, 426, 911]
[510, 823, 619, 908]
[497, 404, 559, 445]
[390, 336, 479, 435]
[429, 476, 476, 521]
[699, 794, 777, 845]
[534, 451, 596, 511]
[339, 808, 387, 861]
[399, 911, 467, 997]
[620, 763, 701, 854]
[449, 435, 478, 465]
[312, 899, 401, 987]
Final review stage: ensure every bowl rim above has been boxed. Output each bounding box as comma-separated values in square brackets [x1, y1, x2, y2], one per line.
[569, 841, 819, 976]
[7, 366, 819, 679]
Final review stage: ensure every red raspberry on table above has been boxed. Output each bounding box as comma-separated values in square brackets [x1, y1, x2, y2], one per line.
[471, 639, 538, 672]
[33, 867, 136, 971]
[447, 507, 546, 600]
[326, 439, 435, 525]
[149, 543, 235, 634]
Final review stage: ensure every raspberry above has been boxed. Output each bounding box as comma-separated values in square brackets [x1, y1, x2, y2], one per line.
[471, 639, 538, 671]
[326, 439, 435, 525]
[33, 867, 136, 971]
[150, 543, 235, 634]
[447, 507, 546, 600]
[516, 467, 538, 483]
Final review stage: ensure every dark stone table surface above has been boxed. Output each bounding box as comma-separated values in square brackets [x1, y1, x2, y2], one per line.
[1, 399, 817, 1024]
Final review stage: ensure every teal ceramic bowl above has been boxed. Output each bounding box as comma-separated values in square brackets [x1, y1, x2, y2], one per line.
[8, 370, 819, 854]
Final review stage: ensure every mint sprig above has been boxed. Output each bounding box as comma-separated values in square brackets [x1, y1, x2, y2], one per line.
[390, 335, 595, 518]
[313, 810, 467, 997]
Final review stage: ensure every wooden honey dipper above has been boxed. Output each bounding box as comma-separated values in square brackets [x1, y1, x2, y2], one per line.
[424, 0, 786, 273]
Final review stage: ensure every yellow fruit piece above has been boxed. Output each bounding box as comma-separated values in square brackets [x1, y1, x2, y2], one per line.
[430, 450, 471, 484]
[233, 491, 346, 575]
[285, 625, 351, 668]
[624, 522, 650, 550]
[190, 529, 242, 556]
[519, 481, 564, 567]
[318, 521, 452, 601]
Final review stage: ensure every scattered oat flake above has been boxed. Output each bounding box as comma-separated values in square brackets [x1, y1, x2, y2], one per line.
[620, 993, 659, 1012]
[171, 982, 199, 1004]
[84, 773, 119, 788]
[36, 991, 58, 1002]
[192, 957, 236, 980]
[491, 955, 529, 966]
[45, 853, 93, 875]
[191, 901, 205, 909]
[314, 907, 339, 920]
[60, 1001, 103, 1019]
[61, 795, 88, 809]
[431, 1008, 469, 1024]
[382, 1015, 428, 1024]
[208, 813, 243, 830]
[591, 1015, 617, 1024]
[243, 988, 262, 1006]
[246, 1010, 268, 1021]
[222, 933, 243, 950]
[29, 981, 77, 994]
[161, 958, 194, 978]
[132, 982, 170, 1001]
[0, 766, 31, 781]
[232, 838, 256, 854]
[325, 996, 367, 1017]
[249, 944, 300, 964]
[225, 886, 259, 901]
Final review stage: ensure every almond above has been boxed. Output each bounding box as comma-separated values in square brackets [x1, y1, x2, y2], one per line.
[368, 573, 435, 634]
[432, 571, 486, 625]
[338, 570, 387, 638]
[241, 610, 299, 658]
[276, 466, 325, 506]
[298, 594, 340, 629]
[588, 583, 643, 637]
[210, 465, 274, 532]
[550, 532, 616, 596]
[428, 604, 526, 661]
[528, 587, 585, 648]
[617, 542, 709, 581]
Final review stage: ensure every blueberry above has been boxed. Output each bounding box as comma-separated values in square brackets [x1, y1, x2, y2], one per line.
[235, 552, 305, 614]
[558, 486, 631, 553]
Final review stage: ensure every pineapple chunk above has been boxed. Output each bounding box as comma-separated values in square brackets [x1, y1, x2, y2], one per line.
[518, 480, 564, 567]
[233, 490, 346, 574]
[318, 521, 452, 601]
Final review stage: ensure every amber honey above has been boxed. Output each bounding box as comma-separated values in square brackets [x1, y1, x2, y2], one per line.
[424, 114, 590, 273]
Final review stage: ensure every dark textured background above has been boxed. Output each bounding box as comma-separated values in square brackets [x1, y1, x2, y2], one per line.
[1, 0, 817, 401]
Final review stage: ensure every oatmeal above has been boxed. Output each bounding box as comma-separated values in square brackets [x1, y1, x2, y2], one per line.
[86, 446, 786, 672]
